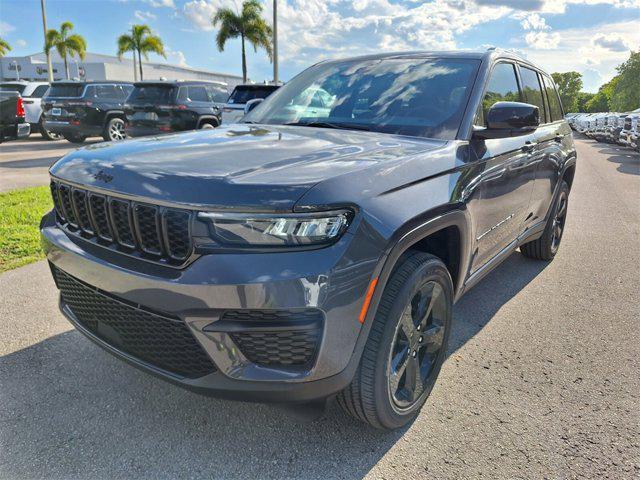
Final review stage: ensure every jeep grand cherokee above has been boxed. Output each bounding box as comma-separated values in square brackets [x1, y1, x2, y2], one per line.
[41, 50, 576, 429]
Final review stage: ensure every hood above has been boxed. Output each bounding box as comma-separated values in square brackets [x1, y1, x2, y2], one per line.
[50, 124, 445, 212]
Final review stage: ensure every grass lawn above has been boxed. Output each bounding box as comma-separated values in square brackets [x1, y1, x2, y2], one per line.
[0, 186, 52, 273]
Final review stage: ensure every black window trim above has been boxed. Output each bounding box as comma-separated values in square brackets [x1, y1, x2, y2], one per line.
[515, 63, 550, 126]
[541, 73, 565, 120]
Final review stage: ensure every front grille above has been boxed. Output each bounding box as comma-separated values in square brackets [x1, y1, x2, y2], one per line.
[52, 266, 216, 378]
[225, 309, 323, 367]
[50, 181, 193, 266]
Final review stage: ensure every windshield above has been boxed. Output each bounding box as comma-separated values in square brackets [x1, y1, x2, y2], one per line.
[46, 84, 84, 98]
[128, 85, 176, 104]
[228, 86, 279, 104]
[0, 84, 26, 94]
[244, 57, 480, 139]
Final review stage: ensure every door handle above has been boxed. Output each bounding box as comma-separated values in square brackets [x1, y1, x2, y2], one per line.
[522, 141, 536, 153]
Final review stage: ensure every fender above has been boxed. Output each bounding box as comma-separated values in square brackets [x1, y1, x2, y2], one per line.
[102, 110, 125, 129]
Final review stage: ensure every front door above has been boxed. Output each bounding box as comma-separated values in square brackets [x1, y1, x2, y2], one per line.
[469, 62, 537, 273]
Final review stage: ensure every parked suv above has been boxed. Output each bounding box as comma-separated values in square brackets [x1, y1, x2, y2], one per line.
[221, 83, 280, 124]
[124, 81, 223, 137]
[42, 50, 576, 429]
[0, 81, 60, 140]
[42, 81, 133, 143]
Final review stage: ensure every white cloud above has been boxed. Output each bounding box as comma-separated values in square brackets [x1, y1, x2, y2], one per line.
[0, 21, 15, 35]
[524, 30, 561, 49]
[145, 0, 175, 7]
[477, 0, 640, 13]
[592, 33, 633, 52]
[183, 0, 241, 31]
[134, 10, 157, 21]
[166, 47, 190, 67]
[519, 13, 548, 30]
[15, 39, 27, 47]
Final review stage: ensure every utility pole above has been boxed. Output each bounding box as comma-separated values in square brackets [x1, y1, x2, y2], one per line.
[273, 0, 278, 84]
[40, 0, 54, 82]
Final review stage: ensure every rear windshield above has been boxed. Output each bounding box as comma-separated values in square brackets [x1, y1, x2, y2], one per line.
[228, 86, 279, 104]
[0, 84, 26, 94]
[46, 84, 85, 98]
[128, 85, 176, 103]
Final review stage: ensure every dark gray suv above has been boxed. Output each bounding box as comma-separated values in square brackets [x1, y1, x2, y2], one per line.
[41, 50, 576, 429]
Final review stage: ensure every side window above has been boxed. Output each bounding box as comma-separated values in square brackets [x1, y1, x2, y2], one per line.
[519, 67, 547, 124]
[187, 86, 209, 102]
[542, 75, 563, 121]
[95, 85, 119, 99]
[30, 85, 50, 98]
[476, 62, 521, 126]
[206, 85, 228, 103]
[176, 87, 188, 102]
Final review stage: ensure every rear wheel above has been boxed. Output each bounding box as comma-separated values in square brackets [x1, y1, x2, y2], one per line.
[103, 117, 126, 142]
[39, 117, 62, 141]
[63, 133, 87, 144]
[521, 180, 569, 260]
[337, 252, 453, 429]
[198, 120, 217, 130]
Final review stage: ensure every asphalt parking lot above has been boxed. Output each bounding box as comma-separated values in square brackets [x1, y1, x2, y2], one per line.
[0, 137, 638, 479]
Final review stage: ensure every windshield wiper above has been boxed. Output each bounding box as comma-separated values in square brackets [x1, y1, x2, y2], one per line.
[283, 121, 372, 132]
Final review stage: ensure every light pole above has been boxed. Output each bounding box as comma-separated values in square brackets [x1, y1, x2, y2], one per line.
[40, 0, 54, 82]
[273, 0, 278, 84]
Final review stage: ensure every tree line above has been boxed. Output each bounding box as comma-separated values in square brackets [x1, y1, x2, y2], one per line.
[552, 52, 640, 113]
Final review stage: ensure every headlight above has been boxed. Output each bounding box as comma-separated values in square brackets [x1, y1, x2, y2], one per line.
[197, 210, 352, 247]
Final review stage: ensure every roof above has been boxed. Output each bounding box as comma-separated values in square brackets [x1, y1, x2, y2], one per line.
[51, 80, 133, 85]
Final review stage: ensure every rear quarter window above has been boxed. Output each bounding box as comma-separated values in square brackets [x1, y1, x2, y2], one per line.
[542, 75, 563, 121]
[128, 86, 176, 103]
[46, 84, 85, 98]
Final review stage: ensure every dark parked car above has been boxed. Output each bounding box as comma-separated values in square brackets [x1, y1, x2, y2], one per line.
[42, 81, 133, 143]
[0, 91, 30, 142]
[221, 83, 280, 124]
[124, 81, 224, 138]
[42, 50, 576, 429]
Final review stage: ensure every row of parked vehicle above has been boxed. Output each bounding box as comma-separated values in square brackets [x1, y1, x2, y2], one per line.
[566, 110, 640, 152]
[0, 79, 280, 144]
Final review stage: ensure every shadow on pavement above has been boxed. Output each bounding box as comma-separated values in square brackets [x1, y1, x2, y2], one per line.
[0, 253, 547, 479]
[596, 145, 640, 176]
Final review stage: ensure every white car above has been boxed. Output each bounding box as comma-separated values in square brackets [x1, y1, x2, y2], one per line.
[0, 81, 61, 140]
[221, 84, 280, 125]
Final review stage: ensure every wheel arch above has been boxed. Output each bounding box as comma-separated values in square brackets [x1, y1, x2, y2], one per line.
[197, 116, 220, 128]
[102, 110, 126, 129]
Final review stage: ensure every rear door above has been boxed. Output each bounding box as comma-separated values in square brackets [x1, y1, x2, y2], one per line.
[126, 85, 177, 132]
[470, 62, 536, 272]
[182, 85, 212, 129]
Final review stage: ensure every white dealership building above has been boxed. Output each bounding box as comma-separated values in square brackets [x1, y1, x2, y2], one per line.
[0, 51, 243, 89]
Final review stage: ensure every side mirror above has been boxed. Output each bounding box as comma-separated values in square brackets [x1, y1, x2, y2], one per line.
[474, 101, 540, 139]
[244, 98, 264, 115]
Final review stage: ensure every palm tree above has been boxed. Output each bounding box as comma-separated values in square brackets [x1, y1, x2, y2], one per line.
[116, 25, 165, 81]
[212, 0, 273, 83]
[45, 22, 86, 80]
[0, 37, 11, 58]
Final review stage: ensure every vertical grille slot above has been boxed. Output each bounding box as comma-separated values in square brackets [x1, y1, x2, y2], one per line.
[50, 182, 65, 222]
[72, 189, 93, 234]
[88, 194, 112, 241]
[163, 210, 191, 261]
[134, 204, 162, 255]
[109, 199, 136, 248]
[57, 184, 78, 228]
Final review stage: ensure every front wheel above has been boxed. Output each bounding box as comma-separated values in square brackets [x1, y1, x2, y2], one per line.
[521, 180, 569, 260]
[39, 117, 62, 141]
[337, 252, 453, 429]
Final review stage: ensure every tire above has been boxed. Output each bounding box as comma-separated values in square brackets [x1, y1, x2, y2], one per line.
[198, 120, 217, 130]
[63, 134, 87, 144]
[103, 117, 126, 142]
[520, 180, 570, 261]
[39, 117, 61, 141]
[337, 252, 453, 429]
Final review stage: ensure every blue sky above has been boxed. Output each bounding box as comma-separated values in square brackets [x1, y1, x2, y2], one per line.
[0, 0, 638, 91]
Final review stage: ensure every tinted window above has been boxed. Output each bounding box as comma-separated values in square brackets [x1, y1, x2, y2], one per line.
[128, 86, 176, 104]
[542, 75, 563, 121]
[477, 63, 521, 126]
[519, 67, 546, 123]
[94, 85, 121, 98]
[228, 86, 279, 104]
[206, 85, 229, 103]
[0, 84, 27, 94]
[245, 58, 480, 139]
[46, 84, 84, 97]
[187, 86, 209, 102]
[30, 85, 50, 98]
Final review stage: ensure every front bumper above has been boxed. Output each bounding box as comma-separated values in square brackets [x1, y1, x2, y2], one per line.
[40, 210, 377, 402]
